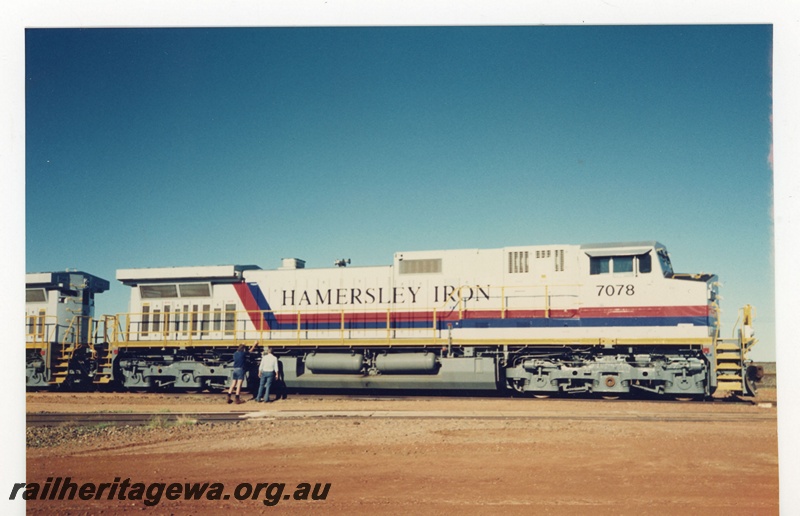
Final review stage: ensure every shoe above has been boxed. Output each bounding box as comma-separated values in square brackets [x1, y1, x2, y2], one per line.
[256, 399, 263, 403]
[226, 394, 232, 404]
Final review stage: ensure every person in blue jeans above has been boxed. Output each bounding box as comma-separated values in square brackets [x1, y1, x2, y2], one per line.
[256, 346, 280, 403]
[226, 342, 257, 404]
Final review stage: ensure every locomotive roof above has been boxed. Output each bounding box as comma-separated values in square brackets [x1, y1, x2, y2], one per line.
[114, 242, 667, 284]
[25, 271, 110, 293]
[579, 241, 662, 250]
[580, 241, 663, 254]
[117, 265, 261, 285]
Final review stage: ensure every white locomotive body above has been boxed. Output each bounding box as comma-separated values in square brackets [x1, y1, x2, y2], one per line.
[25, 271, 110, 388]
[119, 241, 717, 343]
[106, 241, 756, 398]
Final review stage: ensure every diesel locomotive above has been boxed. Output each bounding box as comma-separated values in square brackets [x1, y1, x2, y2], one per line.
[25, 241, 761, 398]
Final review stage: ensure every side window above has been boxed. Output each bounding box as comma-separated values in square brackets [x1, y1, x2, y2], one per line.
[201, 304, 211, 334]
[182, 305, 190, 335]
[174, 306, 182, 333]
[213, 308, 222, 331]
[224, 303, 236, 335]
[141, 304, 150, 336]
[637, 253, 652, 274]
[164, 304, 171, 332]
[590, 257, 610, 275]
[192, 304, 199, 336]
[37, 309, 46, 337]
[613, 256, 634, 274]
[658, 250, 674, 277]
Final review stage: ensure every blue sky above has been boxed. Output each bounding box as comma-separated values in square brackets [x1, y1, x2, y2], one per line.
[24, 25, 775, 360]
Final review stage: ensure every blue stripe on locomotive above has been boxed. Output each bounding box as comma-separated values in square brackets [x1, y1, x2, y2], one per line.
[455, 316, 709, 329]
[247, 282, 278, 329]
[256, 316, 709, 331]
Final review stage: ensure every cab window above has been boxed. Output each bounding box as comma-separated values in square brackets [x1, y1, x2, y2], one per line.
[613, 256, 633, 274]
[638, 253, 652, 273]
[590, 253, 652, 276]
[590, 257, 610, 275]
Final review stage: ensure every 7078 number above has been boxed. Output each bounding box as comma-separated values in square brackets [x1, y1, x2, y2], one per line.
[597, 284, 635, 296]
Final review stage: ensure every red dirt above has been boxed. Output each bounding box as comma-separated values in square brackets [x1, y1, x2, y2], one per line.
[24, 390, 778, 514]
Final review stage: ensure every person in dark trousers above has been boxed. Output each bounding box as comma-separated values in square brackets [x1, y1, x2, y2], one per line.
[226, 342, 257, 404]
[255, 346, 280, 402]
[274, 360, 288, 400]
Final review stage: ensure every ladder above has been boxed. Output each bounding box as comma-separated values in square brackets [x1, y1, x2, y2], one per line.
[49, 318, 80, 385]
[714, 305, 757, 394]
[92, 315, 119, 385]
[49, 316, 110, 386]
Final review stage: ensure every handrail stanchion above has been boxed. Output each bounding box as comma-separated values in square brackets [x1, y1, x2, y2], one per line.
[340, 309, 345, 344]
[433, 308, 437, 341]
[386, 308, 391, 344]
[297, 311, 301, 345]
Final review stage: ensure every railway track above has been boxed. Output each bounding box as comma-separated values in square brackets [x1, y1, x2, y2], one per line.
[40, 390, 761, 404]
[264, 409, 776, 423]
[26, 412, 249, 427]
[27, 407, 774, 427]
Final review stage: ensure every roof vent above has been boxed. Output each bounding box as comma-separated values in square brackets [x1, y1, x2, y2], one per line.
[280, 258, 306, 270]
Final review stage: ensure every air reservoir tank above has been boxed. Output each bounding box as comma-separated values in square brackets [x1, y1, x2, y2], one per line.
[305, 353, 365, 374]
[375, 352, 438, 374]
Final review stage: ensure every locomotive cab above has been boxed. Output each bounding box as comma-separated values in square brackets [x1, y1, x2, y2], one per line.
[578, 242, 719, 340]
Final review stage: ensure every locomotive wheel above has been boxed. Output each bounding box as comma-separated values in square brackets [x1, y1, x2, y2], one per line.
[745, 365, 762, 396]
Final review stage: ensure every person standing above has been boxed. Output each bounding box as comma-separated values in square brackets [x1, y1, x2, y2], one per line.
[255, 347, 280, 403]
[226, 341, 257, 404]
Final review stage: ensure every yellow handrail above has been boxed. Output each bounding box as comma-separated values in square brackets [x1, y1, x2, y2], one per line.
[112, 282, 585, 346]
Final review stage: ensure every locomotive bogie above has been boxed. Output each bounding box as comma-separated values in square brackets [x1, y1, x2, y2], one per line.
[113, 348, 252, 391]
[506, 350, 708, 396]
[26, 350, 48, 388]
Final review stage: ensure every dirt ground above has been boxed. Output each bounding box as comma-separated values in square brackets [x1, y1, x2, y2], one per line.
[24, 389, 778, 515]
